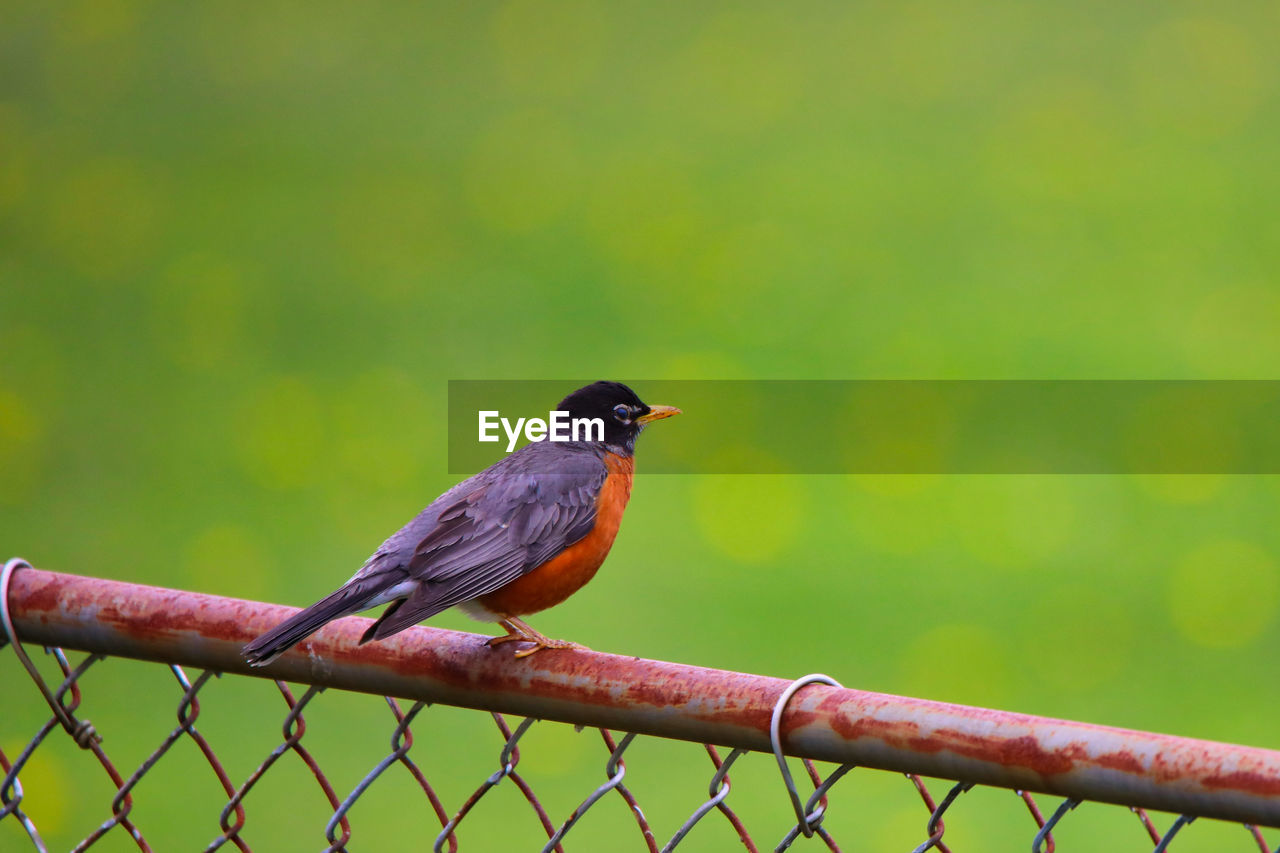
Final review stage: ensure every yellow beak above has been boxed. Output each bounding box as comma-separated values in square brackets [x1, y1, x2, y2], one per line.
[636, 404, 681, 424]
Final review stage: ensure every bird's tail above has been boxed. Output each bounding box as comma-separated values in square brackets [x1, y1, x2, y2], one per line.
[242, 584, 371, 667]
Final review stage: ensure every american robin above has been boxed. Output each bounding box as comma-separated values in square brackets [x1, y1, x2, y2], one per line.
[242, 381, 680, 664]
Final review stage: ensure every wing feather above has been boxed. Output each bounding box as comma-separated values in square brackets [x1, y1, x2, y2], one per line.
[372, 451, 609, 633]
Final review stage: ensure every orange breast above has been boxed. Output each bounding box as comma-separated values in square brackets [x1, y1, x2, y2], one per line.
[477, 453, 634, 618]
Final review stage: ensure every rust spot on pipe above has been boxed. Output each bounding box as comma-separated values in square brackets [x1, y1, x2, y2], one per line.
[1203, 770, 1280, 797]
[916, 731, 1081, 777]
[1092, 749, 1146, 776]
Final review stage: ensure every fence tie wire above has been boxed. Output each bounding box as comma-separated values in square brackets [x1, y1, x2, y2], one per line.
[773, 766, 852, 852]
[2, 558, 101, 749]
[770, 673, 854, 842]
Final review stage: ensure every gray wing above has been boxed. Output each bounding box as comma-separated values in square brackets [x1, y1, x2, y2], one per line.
[364, 447, 607, 639]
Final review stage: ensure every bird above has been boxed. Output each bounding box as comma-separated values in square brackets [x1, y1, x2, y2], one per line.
[242, 381, 680, 665]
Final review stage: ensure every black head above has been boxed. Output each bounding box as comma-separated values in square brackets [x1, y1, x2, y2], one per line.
[557, 381, 680, 454]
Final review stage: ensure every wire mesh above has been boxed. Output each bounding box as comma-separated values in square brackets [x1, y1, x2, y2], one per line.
[3, 558, 1278, 852]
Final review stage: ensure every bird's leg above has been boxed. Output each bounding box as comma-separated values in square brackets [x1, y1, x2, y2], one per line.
[487, 617, 586, 658]
[485, 619, 534, 647]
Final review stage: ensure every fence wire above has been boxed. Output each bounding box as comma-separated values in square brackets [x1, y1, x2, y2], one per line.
[2, 558, 1278, 852]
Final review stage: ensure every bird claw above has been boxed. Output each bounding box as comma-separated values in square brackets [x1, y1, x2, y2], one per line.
[511, 638, 585, 658]
[487, 619, 586, 658]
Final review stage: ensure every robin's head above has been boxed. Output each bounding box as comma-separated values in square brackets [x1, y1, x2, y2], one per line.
[558, 381, 680, 454]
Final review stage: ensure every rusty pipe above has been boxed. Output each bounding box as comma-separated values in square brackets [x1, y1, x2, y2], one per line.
[6, 566, 1279, 827]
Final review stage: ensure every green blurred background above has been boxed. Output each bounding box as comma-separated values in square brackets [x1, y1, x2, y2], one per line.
[2, 1, 1278, 850]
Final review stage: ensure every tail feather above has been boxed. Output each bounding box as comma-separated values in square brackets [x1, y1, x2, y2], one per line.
[242, 585, 370, 666]
[359, 598, 406, 644]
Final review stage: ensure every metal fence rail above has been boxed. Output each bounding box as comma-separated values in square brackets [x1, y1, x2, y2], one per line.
[2, 558, 1278, 852]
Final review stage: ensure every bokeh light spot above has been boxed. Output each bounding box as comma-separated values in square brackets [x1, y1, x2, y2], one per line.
[151, 254, 254, 372]
[652, 352, 746, 380]
[1134, 475, 1225, 505]
[985, 80, 1116, 201]
[235, 377, 326, 491]
[53, 0, 142, 45]
[491, 0, 610, 98]
[690, 222, 806, 322]
[1180, 284, 1280, 377]
[332, 173, 452, 289]
[851, 475, 941, 498]
[693, 473, 804, 564]
[44, 0, 141, 115]
[1019, 585, 1133, 692]
[875, 0, 1001, 102]
[842, 383, 957, 475]
[331, 369, 432, 491]
[184, 524, 272, 600]
[1122, 386, 1238, 476]
[10, 748, 68, 833]
[871, 805, 936, 851]
[846, 477, 945, 556]
[585, 149, 708, 279]
[898, 622, 1011, 706]
[0, 388, 45, 503]
[43, 158, 161, 279]
[464, 111, 580, 233]
[0, 103, 30, 212]
[950, 477, 1078, 569]
[1131, 17, 1264, 138]
[660, 9, 803, 132]
[1168, 540, 1277, 649]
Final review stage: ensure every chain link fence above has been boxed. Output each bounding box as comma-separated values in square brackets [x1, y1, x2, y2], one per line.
[3, 558, 1279, 852]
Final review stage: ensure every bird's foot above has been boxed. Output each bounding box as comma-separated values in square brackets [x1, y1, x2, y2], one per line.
[512, 637, 585, 658]
[488, 618, 587, 658]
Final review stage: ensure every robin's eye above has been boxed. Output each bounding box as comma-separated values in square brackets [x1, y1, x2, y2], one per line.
[612, 404, 630, 422]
